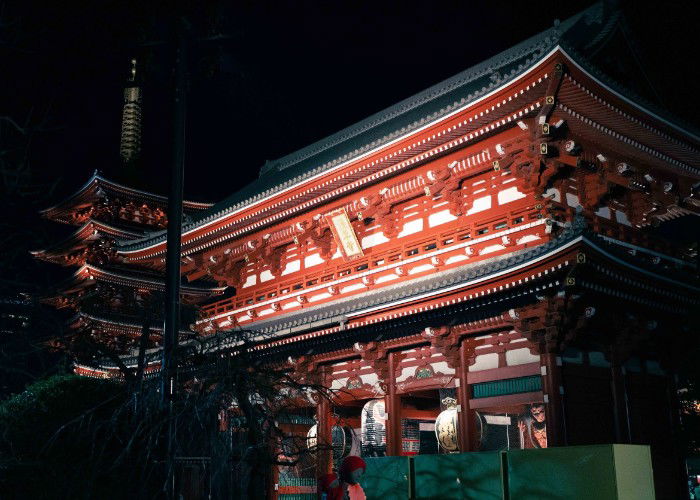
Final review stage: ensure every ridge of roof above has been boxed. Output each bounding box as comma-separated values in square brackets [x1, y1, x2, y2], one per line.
[30, 219, 145, 257]
[40, 170, 212, 217]
[72, 310, 192, 334]
[121, 6, 596, 253]
[122, 2, 700, 254]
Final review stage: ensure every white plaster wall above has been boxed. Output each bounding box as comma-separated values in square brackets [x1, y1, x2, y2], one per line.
[304, 253, 324, 268]
[445, 254, 469, 265]
[543, 187, 561, 202]
[341, 283, 365, 294]
[595, 206, 611, 219]
[431, 360, 455, 375]
[363, 372, 379, 387]
[468, 353, 499, 372]
[241, 274, 257, 288]
[375, 274, 398, 284]
[362, 232, 390, 248]
[309, 292, 332, 303]
[467, 195, 492, 215]
[408, 263, 434, 275]
[480, 244, 506, 255]
[398, 219, 424, 238]
[331, 377, 349, 390]
[565, 193, 581, 208]
[516, 234, 541, 245]
[505, 348, 539, 366]
[281, 259, 300, 276]
[615, 210, 631, 226]
[428, 209, 458, 228]
[395, 365, 415, 383]
[498, 186, 526, 205]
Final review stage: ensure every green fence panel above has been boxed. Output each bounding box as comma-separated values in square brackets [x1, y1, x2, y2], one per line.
[363, 456, 410, 500]
[610, 445, 655, 500]
[472, 376, 541, 399]
[413, 452, 504, 500]
[506, 444, 655, 500]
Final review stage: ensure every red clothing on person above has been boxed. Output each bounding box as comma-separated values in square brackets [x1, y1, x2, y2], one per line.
[339, 456, 366, 482]
[319, 456, 368, 500]
[318, 473, 339, 499]
[344, 483, 366, 500]
[339, 456, 367, 500]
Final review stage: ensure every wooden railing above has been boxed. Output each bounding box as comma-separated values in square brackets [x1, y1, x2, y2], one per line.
[199, 200, 549, 320]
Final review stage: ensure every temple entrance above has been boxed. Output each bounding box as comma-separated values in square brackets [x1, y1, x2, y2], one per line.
[399, 389, 442, 455]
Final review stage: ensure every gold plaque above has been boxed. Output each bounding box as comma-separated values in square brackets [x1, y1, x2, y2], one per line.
[325, 208, 364, 261]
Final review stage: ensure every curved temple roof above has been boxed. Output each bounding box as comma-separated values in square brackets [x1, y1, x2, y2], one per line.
[41, 170, 212, 225]
[120, 1, 700, 254]
[87, 216, 700, 372]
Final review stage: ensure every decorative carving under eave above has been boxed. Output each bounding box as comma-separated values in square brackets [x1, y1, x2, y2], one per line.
[353, 341, 405, 386]
[287, 355, 321, 385]
[421, 326, 460, 369]
[507, 294, 595, 354]
[294, 217, 334, 260]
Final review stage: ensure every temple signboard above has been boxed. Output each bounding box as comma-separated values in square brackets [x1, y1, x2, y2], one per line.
[325, 208, 364, 261]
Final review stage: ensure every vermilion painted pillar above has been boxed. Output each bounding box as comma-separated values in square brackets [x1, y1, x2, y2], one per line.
[316, 367, 333, 476]
[457, 341, 473, 452]
[386, 352, 402, 456]
[541, 351, 565, 446]
[267, 443, 280, 500]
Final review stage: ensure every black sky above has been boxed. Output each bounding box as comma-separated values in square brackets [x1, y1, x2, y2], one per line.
[2, 0, 700, 288]
[5, 0, 699, 199]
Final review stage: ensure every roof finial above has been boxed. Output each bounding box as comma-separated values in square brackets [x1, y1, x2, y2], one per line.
[129, 58, 137, 82]
[120, 57, 142, 165]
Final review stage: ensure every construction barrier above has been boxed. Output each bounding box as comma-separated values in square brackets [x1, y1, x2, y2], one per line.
[362, 444, 655, 500]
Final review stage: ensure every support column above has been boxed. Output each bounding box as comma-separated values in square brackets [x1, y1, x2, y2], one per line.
[541, 351, 565, 446]
[457, 341, 473, 452]
[316, 367, 333, 476]
[609, 350, 631, 443]
[267, 443, 280, 500]
[385, 352, 402, 456]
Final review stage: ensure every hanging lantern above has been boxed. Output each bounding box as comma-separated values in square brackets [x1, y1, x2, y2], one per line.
[307, 424, 357, 460]
[306, 423, 317, 450]
[435, 397, 459, 452]
[361, 399, 387, 456]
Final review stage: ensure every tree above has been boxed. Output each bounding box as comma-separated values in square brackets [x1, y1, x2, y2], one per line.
[0, 325, 335, 499]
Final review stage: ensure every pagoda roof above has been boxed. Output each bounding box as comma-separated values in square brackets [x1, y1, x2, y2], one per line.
[40, 170, 212, 225]
[68, 310, 192, 337]
[121, 2, 700, 255]
[30, 219, 144, 265]
[42, 263, 225, 305]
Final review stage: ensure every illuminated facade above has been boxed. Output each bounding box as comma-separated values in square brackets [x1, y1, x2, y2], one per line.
[35, 4, 699, 498]
[33, 171, 223, 369]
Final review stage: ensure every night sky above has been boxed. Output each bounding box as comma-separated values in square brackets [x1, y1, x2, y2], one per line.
[3, 0, 699, 290]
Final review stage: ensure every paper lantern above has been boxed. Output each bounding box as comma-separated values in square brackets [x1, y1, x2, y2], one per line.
[361, 399, 387, 456]
[307, 424, 357, 460]
[435, 408, 459, 452]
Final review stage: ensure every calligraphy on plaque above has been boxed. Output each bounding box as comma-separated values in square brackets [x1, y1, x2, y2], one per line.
[325, 208, 364, 261]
